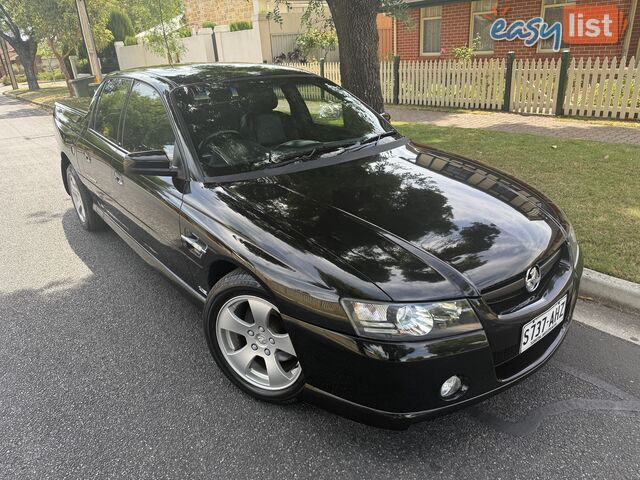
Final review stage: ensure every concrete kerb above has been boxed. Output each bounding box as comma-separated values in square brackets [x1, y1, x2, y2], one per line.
[580, 269, 640, 314]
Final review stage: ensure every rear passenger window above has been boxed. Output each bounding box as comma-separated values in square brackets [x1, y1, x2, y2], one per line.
[122, 82, 175, 155]
[93, 78, 131, 143]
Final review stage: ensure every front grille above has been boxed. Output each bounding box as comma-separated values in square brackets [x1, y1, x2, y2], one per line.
[494, 323, 564, 380]
[482, 247, 564, 316]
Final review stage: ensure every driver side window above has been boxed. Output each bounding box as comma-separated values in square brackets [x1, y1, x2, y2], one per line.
[93, 78, 131, 144]
[122, 81, 175, 158]
[272, 87, 292, 115]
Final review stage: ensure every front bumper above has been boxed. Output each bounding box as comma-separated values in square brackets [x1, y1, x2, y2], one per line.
[283, 250, 583, 430]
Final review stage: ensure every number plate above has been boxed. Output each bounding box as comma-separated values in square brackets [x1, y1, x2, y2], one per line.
[519, 295, 567, 353]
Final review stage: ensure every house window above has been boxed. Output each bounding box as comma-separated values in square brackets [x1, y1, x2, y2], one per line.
[470, 0, 497, 53]
[539, 0, 575, 51]
[420, 6, 442, 55]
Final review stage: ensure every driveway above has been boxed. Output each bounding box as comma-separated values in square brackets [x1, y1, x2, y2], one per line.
[1, 93, 639, 479]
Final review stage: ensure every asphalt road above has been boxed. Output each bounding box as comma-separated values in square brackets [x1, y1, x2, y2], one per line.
[1, 92, 639, 479]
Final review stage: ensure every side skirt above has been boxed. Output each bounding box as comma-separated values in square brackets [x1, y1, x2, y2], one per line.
[93, 203, 206, 305]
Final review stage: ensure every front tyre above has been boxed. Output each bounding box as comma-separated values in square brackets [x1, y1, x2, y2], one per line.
[66, 164, 102, 231]
[203, 269, 304, 403]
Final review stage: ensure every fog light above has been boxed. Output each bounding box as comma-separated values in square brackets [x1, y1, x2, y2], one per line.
[440, 375, 462, 398]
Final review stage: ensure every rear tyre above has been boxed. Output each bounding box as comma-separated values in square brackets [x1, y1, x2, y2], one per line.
[66, 164, 102, 231]
[203, 269, 304, 403]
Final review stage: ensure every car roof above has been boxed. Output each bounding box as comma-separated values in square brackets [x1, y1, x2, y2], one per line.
[114, 63, 317, 90]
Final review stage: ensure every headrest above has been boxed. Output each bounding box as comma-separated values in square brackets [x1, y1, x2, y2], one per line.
[174, 85, 233, 107]
[210, 88, 233, 103]
[242, 88, 278, 114]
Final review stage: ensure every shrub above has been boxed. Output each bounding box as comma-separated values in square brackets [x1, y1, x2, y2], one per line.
[296, 29, 337, 59]
[229, 20, 252, 32]
[37, 70, 64, 81]
[453, 35, 481, 61]
[273, 48, 307, 64]
[108, 9, 135, 42]
[202, 21, 216, 29]
[76, 58, 90, 74]
[177, 26, 192, 38]
[124, 35, 138, 46]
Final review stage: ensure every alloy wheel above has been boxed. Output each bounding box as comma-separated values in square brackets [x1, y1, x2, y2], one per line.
[215, 295, 301, 391]
[67, 169, 87, 223]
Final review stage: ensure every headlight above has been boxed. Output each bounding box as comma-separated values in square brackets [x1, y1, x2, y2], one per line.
[341, 298, 482, 341]
[567, 224, 580, 267]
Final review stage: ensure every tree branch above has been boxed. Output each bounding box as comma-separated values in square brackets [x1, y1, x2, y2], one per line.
[0, 29, 11, 44]
[0, 3, 21, 39]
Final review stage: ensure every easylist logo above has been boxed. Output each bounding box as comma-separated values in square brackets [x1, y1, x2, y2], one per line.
[490, 4, 627, 51]
[563, 5, 626, 45]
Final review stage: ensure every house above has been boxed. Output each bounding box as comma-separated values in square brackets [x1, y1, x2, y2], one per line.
[181, 0, 340, 62]
[182, 0, 254, 27]
[392, 0, 640, 60]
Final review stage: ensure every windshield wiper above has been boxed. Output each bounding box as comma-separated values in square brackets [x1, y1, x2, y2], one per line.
[343, 131, 397, 153]
[265, 140, 354, 169]
[264, 132, 397, 170]
[265, 148, 319, 169]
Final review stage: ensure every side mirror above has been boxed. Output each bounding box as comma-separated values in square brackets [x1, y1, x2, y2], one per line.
[380, 112, 391, 122]
[124, 150, 178, 177]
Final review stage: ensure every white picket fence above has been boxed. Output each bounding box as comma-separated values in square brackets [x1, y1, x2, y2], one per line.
[278, 61, 341, 83]
[324, 61, 341, 85]
[279, 56, 640, 120]
[398, 59, 506, 110]
[279, 61, 393, 102]
[511, 58, 561, 115]
[282, 61, 321, 76]
[380, 61, 393, 103]
[564, 57, 640, 120]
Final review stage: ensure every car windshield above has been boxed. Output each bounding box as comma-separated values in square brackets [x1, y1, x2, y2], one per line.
[171, 76, 394, 177]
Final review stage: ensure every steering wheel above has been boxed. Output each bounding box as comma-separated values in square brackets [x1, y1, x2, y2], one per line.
[198, 130, 243, 152]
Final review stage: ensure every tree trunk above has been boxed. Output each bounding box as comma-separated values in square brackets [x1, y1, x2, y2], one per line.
[59, 58, 73, 96]
[6, 36, 39, 91]
[157, 1, 173, 65]
[326, 0, 383, 112]
[48, 38, 74, 96]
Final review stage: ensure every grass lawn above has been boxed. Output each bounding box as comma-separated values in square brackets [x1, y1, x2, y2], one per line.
[395, 122, 640, 284]
[5, 84, 91, 110]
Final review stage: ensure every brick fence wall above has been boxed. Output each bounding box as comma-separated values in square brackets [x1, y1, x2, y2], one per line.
[183, 0, 253, 28]
[630, 2, 640, 57]
[397, 0, 639, 60]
